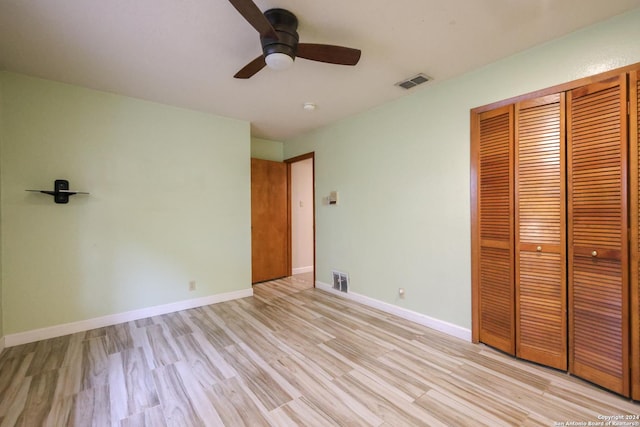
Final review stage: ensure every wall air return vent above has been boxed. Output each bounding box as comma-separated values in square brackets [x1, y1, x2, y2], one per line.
[332, 270, 349, 293]
[396, 73, 431, 90]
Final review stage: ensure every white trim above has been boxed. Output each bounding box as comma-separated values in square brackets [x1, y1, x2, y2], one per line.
[292, 266, 314, 275]
[4, 288, 253, 348]
[316, 281, 471, 342]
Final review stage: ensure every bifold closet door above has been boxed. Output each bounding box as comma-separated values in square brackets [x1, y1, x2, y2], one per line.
[515, 94, 566, 370]
[474, 105, 515, 355]
[567, 74, 629, 396]
[631, 70, 640, 400]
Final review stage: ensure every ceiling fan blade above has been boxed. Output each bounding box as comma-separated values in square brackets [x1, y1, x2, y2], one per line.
[227, 0, 278, 39]
[296, 44, 361, 66]
[234, 55, 267, 79]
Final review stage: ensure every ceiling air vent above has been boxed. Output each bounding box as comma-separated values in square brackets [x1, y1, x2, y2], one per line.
[396, 73, 431, 90]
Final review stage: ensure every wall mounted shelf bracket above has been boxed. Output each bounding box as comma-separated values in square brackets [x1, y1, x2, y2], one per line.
[26, 179, 89, 204]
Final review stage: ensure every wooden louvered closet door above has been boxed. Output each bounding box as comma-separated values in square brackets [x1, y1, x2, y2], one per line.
[515, 94, 567, 370]
[475, 105, 515, 355]
[567, 74, 629, 396]
[631, 69, 640, 400]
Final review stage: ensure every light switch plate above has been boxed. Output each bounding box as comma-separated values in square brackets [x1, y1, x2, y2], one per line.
[329, 191, 338, 205]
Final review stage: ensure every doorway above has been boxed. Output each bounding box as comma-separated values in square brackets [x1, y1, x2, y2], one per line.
[250, 152, 315, 286]
[287, 153, 315, 286]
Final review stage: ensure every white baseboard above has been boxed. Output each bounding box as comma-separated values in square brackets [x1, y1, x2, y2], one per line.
[315, 281, 471, 342]
[292, 266, 314, 275]
[3, 288, 253, 348]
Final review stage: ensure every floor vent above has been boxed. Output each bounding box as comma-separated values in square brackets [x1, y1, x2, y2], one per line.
[396, 73, 431, 90]
[332, 270, 349, 293]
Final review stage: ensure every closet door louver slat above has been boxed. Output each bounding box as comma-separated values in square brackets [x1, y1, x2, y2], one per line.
[567, 75, 629, 396]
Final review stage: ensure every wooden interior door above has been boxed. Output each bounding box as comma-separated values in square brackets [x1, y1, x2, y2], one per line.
[473, 105, 515, 355]
[631, 69, 640, 400]
[251, 158, 289, 283]
[515, 94, 567, 370]
[567, 75, 629, 396]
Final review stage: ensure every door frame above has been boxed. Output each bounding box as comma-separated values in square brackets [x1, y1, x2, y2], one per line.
[285, 152, 316, 286]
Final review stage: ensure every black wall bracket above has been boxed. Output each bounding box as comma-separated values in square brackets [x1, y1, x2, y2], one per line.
[26, 179, 89, 204]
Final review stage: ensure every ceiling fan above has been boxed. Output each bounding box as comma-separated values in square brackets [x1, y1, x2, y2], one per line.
[227, 0, 362, 79]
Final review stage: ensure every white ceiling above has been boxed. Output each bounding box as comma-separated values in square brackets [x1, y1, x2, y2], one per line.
[1, 0, 639, 141]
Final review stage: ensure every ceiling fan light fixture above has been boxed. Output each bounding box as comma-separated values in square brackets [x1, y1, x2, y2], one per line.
[230, 3, 361, 79]
[265, 52, 294, 70]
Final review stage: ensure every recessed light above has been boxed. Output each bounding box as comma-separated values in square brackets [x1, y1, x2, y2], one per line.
[303, 102, 317, 111]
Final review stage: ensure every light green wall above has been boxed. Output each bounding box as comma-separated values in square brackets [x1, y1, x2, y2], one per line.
[251, 137, 283, 161]
[284, 8, 640, 329]
[0, 72, 251, 335]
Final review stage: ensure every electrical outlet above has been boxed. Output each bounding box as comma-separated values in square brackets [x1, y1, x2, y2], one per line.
[189, 280, 196, 291]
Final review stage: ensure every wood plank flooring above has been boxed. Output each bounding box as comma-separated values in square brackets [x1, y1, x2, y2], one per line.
[0, 273, 638, 426]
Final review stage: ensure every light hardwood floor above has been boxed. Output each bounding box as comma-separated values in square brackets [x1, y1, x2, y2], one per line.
[0, 274, 638, 426]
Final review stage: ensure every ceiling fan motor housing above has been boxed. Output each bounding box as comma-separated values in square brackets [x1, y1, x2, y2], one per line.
[261, 8, 299, 60]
